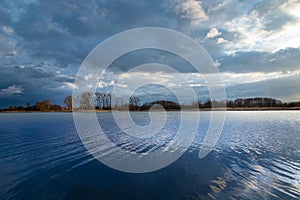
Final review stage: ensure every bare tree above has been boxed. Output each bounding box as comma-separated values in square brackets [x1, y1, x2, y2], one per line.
[79, 92, 94, 110]
[64, 95, 72, 110]
[95, 92, 113, 110]
[101, 93, 106, 109]
[129, 96, 140, 110]
[35, 100, 51, 111]
[95, 92, 102, 110]
[26, 102, 31, 110]
[107, 93, 113, 110]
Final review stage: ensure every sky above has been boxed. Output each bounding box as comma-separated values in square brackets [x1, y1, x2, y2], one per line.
[0, 0, 300, 107]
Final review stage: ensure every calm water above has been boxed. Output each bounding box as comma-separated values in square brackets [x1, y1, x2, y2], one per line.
[0, 111, 299, 200]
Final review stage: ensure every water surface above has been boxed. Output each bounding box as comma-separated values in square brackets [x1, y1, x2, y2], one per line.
[0, 111, 299, 200]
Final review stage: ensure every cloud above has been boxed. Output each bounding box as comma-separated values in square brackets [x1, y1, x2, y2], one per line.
[206, 27, 222, 39]
[218, 47, 300, 73]
[219, 0, 300, 53]
[1, 25, 14, 35]
[220, 71, 300, 86]
[226, 72, 300, 101]
[207, 1, 228, 13]
[98, 80, 115, 88]
[60, 82, 78, 90]
[0, 37, 16, 56]
[107, 48, 197, 73]
[216, 37, 228, 44]
[170, 0, 208, 24]
[91, 69, 300, 103]
[0, 0, 300, 106]
[281, 0, 300, 18]
[53, 74, 75, 83]
[0, 84, 24, 96]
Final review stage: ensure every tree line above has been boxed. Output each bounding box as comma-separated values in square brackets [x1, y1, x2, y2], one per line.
[0, 96, 73, 112]
[72, 92, 140, 111]
[1, 94, 300, 112]
[0, 100, 65, 112]
[74, 93, 300, 110]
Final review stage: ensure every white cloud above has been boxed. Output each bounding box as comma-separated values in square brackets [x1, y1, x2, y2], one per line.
[207, 1, 228, 13]
[206, 27, 222, 38]
[171, 0, 208, 24]
[214, 60, 221, 67]
[94, 70, 298, 92]
[221, 2, 300, 54]
[64, 82, 78, 90]
[281, 0, 300, 18]
[222, 11, 269, 53]
[98, 80, 115, 88]
[83, 73, 96, 81]
[201, 71, 300, 91]
[69, 67, 300, 102]
[216, 37, 228, 44]
[0, 84, 24, 96]
[55, 82, 78, 90]
[1, 26, 14, 35]
[189, 83, 202, 87]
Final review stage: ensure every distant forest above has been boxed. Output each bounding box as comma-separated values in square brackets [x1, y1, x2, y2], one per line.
[1, 92, 300, 112]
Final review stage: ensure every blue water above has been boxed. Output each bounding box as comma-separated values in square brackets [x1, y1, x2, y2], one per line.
[0, 111, 299, 200]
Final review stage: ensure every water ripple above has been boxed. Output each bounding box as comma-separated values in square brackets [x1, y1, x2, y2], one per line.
[0, 112, 299, 200]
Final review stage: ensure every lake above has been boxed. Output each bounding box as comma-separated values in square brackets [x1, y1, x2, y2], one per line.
[0, 111, 299, 200]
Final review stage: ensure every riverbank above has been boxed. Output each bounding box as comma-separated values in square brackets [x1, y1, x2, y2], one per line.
[199, 107, 300, 111]
[1, 107, 300, 113]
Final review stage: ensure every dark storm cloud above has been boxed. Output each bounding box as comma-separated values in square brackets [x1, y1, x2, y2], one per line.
[2, 0, 182, 68]
[0, 0, 299, 107]
[0, 0, 184, 107]
[0, 66, 73, 107]
[108, 49, 197, 73]
[226, 73, 300, 101]
[218, 47, 300, 73]
[14, 65, 55, 78]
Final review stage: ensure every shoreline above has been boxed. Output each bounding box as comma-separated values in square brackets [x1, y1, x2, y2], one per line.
[1, 107, 300, 113]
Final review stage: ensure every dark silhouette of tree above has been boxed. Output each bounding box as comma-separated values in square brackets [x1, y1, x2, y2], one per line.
[204, 99, 212, 108]
[64, 95, 72, 110]
[35, 100, 51, 111]
[107, 93, 112, 110]
[101, 93, 106, 109]
[95, 92, 102, 110]
[51, 104, 63, 111]
[16, 106, 25, 111]
[141, 100, 180, 110]
[0, 95, 299, 112]
[26, 102, 31, 110]
[226, 100, 234, 108]
[129, 96, 140, 110]
[94, 93, 113, 110]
